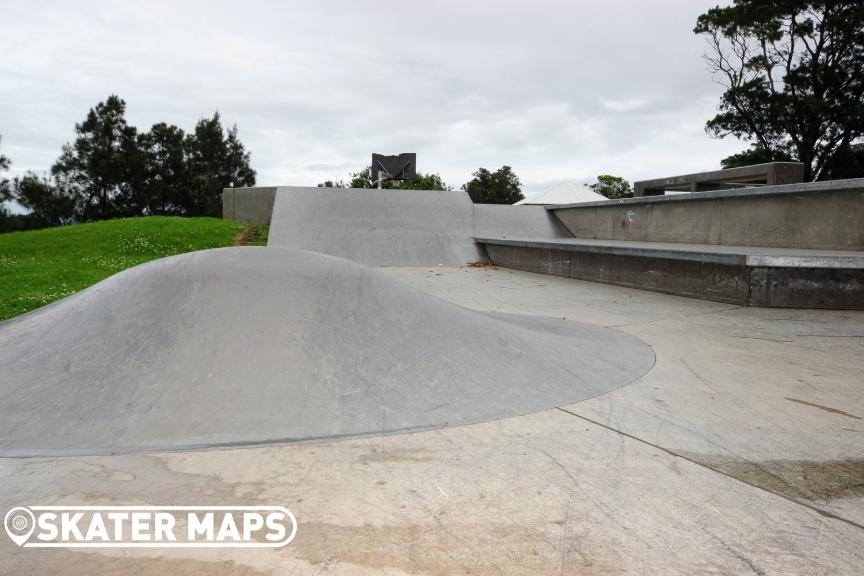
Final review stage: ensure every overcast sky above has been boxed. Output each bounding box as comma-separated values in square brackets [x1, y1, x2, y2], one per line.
[0, 0, 743, 196]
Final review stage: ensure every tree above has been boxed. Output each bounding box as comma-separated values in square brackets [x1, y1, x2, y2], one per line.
[136, 123, 189, 215]
[11, 173, 75, 227]
[345, 167, 393, 189]
[695, 1, 864, 181]
[822, 142, 864, 179]
[0, 135, 10, 205]
[317, 180, 346, 188]
[397, 172, 451, 191]
[720, 145, 796, 169]
[0, 137, 12, 231]
[226, 124, 257, 189]
[0, 140, 75, 230]
[51, 95, 140, 220]
[462, 166, 523, 204]
[185, 112, 256, 217]
[349, 167, 376, 188]
[588, 174, 633, 199]
[331, 168, 451, 190]
[6, 99, 257, 228]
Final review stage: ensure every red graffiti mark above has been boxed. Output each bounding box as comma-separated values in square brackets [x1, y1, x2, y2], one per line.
[620, 218, 628, 229]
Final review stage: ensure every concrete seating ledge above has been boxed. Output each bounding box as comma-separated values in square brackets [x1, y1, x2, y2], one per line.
[475, 237, 864, 309]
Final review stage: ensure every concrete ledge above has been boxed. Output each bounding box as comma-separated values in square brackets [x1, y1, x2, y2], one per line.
[475, 238, 864, 269]
[548, 179, 864, 250]
[476, 237, 864, 309]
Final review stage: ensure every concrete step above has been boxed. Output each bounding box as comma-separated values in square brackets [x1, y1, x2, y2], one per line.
[475, 237, 864, 309]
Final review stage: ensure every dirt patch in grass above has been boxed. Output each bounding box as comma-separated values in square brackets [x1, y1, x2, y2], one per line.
[233, 223, 269, 246]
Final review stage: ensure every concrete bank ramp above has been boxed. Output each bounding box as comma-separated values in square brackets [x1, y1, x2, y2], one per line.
[267, 186, 569, 266]
[473, 203, 570, 239]
[0, 247, 653, 456]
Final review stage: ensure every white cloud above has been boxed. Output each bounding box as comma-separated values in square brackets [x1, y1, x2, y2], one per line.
[601, 98, 649, 113]
[0, 0, 744, 193]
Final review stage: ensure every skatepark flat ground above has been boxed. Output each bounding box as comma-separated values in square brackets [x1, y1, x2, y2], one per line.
[2, 265, 863, 575]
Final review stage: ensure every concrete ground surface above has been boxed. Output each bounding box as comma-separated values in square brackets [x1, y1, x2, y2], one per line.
[2, 265, 862, 574]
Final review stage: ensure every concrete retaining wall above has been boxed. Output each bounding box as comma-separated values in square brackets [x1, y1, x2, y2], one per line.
[550, 179, 864, 250]
[222, 186, 277, 225]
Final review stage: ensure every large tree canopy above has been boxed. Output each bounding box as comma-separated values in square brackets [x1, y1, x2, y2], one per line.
[135, 122, 189, 216]
[185, 112, 257, 217]
[695, 1, 864, 181]
[35, 96, 257, 224]
[462, 166, 523, 204]
[51, 95, 139, 220]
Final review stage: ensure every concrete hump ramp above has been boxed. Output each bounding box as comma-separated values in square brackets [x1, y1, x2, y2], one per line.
[266, 187, 570, 266]
[0, 247, 653, 456]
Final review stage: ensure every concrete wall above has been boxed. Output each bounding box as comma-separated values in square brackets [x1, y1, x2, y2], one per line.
[222, 186, 277, 225]
[551, 180, 864, 250]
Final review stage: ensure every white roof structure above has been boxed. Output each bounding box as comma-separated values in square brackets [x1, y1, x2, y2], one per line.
[515, 180, 607, 205]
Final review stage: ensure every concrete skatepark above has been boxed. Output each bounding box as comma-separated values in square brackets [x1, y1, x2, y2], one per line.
[2, 179, 864, 574]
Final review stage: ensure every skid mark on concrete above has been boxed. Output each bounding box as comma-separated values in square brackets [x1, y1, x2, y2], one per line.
[784, 397, 862, 420]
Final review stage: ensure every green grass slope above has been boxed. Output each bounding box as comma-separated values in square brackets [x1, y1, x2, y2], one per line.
[0, 217, 268, 321]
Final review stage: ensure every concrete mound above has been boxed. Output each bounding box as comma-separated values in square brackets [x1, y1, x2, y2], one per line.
[267, 187, 570, 266]
[0, 247, 654, 456]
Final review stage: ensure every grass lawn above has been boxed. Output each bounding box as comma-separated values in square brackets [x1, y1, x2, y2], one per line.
[0, 216, 268, 321]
